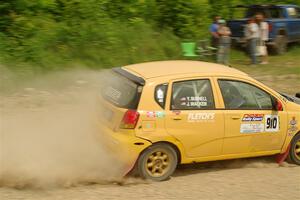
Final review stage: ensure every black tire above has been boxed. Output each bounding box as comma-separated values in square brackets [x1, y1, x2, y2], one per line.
[273, 35, 287, 55]
[137, 143, 178, 181]
[288, 133, 300, 165]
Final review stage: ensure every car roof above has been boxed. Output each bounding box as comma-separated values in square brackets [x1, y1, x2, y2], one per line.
[122, 60, 248, 79]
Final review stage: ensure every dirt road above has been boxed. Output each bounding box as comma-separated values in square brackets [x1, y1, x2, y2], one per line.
[1, 158, 300, 200]
[1, 69, 300, 200]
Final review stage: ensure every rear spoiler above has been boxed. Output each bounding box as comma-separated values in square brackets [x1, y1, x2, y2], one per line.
[112, 67, 145, 86]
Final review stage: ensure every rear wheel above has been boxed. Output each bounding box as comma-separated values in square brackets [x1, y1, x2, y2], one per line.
[137, 143, 178, 181]
[288, 133, 300, 165]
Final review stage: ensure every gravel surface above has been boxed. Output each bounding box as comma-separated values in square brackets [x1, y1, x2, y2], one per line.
[1, 70, 300, 200]
[1, 160, 300, 200]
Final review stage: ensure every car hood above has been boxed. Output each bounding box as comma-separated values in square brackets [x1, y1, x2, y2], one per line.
[280, 93, 300, 105]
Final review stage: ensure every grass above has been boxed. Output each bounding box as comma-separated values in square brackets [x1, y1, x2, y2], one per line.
[230, 45, 300, 94]
[231, 46, 300, 75]
[1, 43, 300, 95]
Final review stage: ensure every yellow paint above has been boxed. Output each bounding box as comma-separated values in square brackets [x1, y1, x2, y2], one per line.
[98, 61, 300, 166]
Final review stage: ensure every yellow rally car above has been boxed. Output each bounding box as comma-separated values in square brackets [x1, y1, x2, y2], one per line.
[98, 60, 300, 181]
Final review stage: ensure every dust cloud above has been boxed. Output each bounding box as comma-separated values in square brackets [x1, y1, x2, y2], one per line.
[0, 68, 128, 188]
[0, 67, 294, 190]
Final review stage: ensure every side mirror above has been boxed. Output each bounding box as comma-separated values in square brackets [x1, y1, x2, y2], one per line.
[296, 92, 300, 99]
[271, 97, 283, 111]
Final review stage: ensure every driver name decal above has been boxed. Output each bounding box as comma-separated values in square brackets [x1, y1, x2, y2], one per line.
[180, 96, 208, 107]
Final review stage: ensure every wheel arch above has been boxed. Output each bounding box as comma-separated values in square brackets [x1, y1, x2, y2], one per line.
[292, 131, 300, 141]
[139, 141, 182, 165]
[289, 130, 300, 145]
[277, 28, 287, 36]
[287, 131, 300, 165]
[281, 130, 300, 154]
[153, 141, 182, 164]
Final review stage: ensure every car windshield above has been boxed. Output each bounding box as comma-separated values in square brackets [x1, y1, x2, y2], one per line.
[101, 70, 142, 109]
[279, 93, 300, 105]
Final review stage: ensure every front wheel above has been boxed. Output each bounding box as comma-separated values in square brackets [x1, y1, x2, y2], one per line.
[137, 143, 178, 181]
[288, 133, 300, 165]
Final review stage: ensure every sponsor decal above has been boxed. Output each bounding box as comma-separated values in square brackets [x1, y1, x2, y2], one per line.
[187, 113, 215, 122]
[146, 111, 165, 118]
[240, 123, 264, 133]
[265, 115, 280, 132]
[242, 114, 264, 122]
[290, 117, 297, 126]
[156, 88, 164, 103]
[180, 96, 208, 107]
[156, 111, 165, 118]
[288, 117, 298, 134]
[146, 111, 155, 118]
[146, 123, 152, 129]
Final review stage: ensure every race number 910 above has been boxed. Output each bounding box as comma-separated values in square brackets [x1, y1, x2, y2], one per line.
[265, 115, 279, 132]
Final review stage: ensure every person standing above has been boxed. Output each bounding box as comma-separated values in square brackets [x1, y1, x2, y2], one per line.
[209, 15, 221, 48]
[256, 13, 269, 64]
[217, 19, 231, 65]
[245, 17, 260, 65]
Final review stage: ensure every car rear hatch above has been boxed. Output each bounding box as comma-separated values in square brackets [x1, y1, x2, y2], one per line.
[98, 67, 145, 131]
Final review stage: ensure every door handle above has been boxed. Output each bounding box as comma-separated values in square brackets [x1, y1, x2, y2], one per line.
[171, 116, 182, 121]
[231, 116, 241, 120]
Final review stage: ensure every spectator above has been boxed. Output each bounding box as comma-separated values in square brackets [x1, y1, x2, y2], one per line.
[245, 17, 259, 65]
[209, 15, 221, 48]
[256, 13, 269, 64]
[217, 19, 231, 65]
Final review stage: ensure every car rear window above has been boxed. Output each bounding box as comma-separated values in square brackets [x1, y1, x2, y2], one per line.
[101, 70, 142, 109]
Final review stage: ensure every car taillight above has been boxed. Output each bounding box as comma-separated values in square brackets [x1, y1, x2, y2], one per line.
[120, 110, 140, 129]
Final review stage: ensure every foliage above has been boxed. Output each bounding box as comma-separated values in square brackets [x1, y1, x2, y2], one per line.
[0, 0, 299, 70]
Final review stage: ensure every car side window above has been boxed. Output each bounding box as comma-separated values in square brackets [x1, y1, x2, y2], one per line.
[171, 79, 215, 110]
[155, 84, 168, 109]
[218, 80, 273, 110]
[269, 8, 283, 18]
[287, 7, 298, 18]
